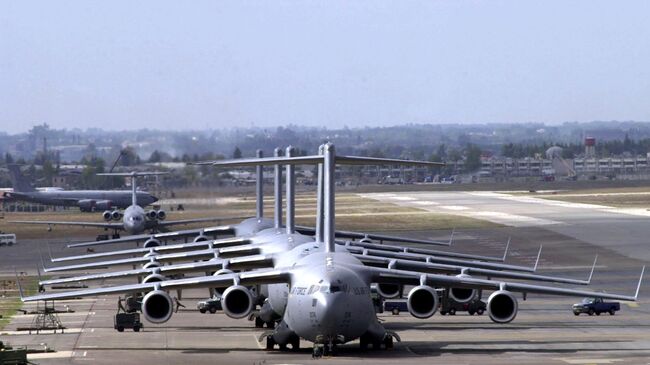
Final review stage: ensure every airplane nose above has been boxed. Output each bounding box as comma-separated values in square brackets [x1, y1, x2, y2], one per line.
[151, 195, 159, 203]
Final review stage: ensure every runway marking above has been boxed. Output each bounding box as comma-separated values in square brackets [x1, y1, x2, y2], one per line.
[440, 205, 470, 211]
[0, 328, 82, 335]
[413, 201, 439, 205]
[27, 351, 74, 360]
[554, 358, 625, 364]
[391, 196, 416, 201]
[472, 211, 561, 227]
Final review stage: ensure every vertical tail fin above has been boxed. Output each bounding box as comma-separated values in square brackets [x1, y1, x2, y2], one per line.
[256, 150, 264, 219]
[131, 173, 138, 206]
[7, 164, 36, 192]
[286, 146, 296, 234]
[273, 148, 283, 229]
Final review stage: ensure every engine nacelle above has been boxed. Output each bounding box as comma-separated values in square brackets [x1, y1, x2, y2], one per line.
[142, 261, 161, 270]
[221, 285, 254, 319]
[103, 210, 113, 221]
[142, 273, 166, 283]
[78, 199, 96, 212]
[143, 238, 161, 248]
[448, 287, 477, 304]
[407, 285, 439, 319]
[156, 210, 166, 221]
[193, 234, 209, 242]
[95, 200, 113, 211]
[111, 210, 123, 221]
[375, 283, 402, 299]
[146, 210, 158, 220]
[142, 290, 173, 323]
[212, 269, 233, 296]
[487, 290, 518, 324]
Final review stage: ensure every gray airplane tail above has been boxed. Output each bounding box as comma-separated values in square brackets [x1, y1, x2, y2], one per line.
[97, 171, 167, 206]
[7, 164, 36, 192]
[201, 143, 446, 253]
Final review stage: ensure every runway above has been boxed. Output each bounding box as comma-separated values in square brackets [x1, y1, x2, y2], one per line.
[362, 191, 650, 262]
[1, 190, 649, 364]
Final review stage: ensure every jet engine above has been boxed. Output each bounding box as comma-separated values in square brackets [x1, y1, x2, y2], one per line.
[221, 285, 255, 319]
[142, 289, 173, 323]
[448, 287, 477, 303]
[156, 210, 166, 221]
[111, 210, 123, 221]
[212, 269, 233, 296]
[375, 283, 402, 299]
[486, 290, 518, 323]
[78, 199, 96, 212]
[143, 238, 161, 248]
[146, 210, 158, 220]
[103, 211, 113, 221]
[142, 273, 166, 284]
[95, 200, 113, 210]
[407, 285, 439, 319]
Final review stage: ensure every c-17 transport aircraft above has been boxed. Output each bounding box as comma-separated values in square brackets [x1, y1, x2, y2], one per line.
[10, 171, 239, 237]
[20, 144, 645, 356]
[2, 164, 158, 211]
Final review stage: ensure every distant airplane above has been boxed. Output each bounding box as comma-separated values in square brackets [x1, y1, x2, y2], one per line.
[2, 164, 157, 211]
[10, 171, 237, 237]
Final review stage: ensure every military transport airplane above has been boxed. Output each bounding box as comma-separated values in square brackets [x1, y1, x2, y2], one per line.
[20, 144, 645, 357]
[2, 164, 157, 211]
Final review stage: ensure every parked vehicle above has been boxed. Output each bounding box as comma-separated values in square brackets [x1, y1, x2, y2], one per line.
[572, 297, 620, 316]
[0, 233, 16, 246]
[439, 289, 486, 315]
[114, 312, 143, 332]
[384, 300, 408, 315]
[197, 297, 222, 314]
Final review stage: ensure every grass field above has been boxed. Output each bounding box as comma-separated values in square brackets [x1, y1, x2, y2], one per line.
[0, 193, 498, 238]
[0, 276, 38, 330]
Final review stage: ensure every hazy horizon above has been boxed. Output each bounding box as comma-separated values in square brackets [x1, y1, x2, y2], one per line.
[2, 1, 649, 134]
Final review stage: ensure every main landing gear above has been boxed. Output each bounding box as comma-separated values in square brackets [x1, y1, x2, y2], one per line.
[264, 334, 300, 352]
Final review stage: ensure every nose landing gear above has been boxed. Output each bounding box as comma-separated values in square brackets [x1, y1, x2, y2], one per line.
[312, 342, 337, 358]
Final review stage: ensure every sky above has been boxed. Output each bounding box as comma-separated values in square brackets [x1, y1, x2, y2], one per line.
[1, 1, 649, 134]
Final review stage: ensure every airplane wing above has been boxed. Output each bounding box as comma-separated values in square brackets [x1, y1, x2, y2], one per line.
[67, 225, 237, 248]
[296, 226, 452, 246]
[22, 268, 291, 302]
[10, 220, 124, 230]
[355, 254, 596, 285]
[54, 237, 249, 262]
[43, 248, 221, 273]
[344, 245, 536, 272]
[40, 255, 276, 286]
[157, 216, 248, 228]
[362, 263, 644, 302]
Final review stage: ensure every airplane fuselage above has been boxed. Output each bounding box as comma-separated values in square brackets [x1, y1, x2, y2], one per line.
[122, 205, 148, 235]
[3, 190, 157, 211]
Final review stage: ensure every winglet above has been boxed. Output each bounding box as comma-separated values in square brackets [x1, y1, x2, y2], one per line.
[533, 245, 543, 272]
[38, 248, 47, 271]
[447, 228, 455, 246]
[587, 255, 598, 284]
[47, 243, 54, 261]
[501, 237, 511, 262]
[14, 268, 24, 300]
[634, 266, 645, 300]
